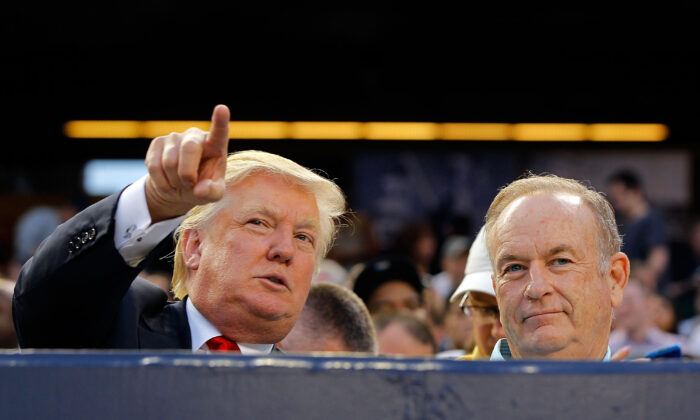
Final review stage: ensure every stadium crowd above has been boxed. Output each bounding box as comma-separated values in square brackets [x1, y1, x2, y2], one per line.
[1, 109, 698, 362]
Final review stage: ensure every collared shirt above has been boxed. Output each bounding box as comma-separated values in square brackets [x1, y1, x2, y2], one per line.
[186, 299, 274, 355]
[490, 338, 612, 361]
[114, 177, 274, 355]
[114, 176, 185, 267]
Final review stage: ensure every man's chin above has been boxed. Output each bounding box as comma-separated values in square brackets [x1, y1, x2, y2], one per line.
[231, 313, 296, 344]
[243, 294, 297, 319]
[250, 306, 290, 321]
[518, 330, 570, 357]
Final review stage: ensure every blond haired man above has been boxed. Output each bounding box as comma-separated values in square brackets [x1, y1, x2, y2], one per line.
[484, 174, 629, 360]
[14, 105, 346, 354]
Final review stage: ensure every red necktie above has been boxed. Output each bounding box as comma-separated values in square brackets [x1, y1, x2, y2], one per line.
[206, 336, 241, 352]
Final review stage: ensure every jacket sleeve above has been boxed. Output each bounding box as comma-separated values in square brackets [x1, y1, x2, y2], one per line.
[12, 191, 172, 349]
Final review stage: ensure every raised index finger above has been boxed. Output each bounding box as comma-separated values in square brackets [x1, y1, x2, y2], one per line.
[205, 104, 230, 156]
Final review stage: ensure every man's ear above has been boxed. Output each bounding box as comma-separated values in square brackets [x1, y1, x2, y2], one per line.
[608, 252, 630, 308]
[181, 229, 202, 270]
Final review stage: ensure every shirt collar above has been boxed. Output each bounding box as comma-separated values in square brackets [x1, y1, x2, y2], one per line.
[186, 298, 274, 355]
[490, 338, 612, 361]
[490, 338, 511, 360]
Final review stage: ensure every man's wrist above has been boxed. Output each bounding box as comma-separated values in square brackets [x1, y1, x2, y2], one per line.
[115, 176, 186, 266]
[144, 177, 191, 223]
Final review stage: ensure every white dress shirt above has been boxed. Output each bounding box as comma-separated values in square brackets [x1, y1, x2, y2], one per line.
[186, 299, 274, 355]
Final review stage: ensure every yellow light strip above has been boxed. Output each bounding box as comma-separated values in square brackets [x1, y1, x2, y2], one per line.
[441, 123, 511, 141]
[64, 121, 142, 138]
[229, 122, 288, 139]
[365, 122, 439, 140]
[142, 121, 211, 138]
[589, 124, 668, 142]
[64, 121, 669, 142]
[290, 122, 363, 140]
[512, 124, 588, 142]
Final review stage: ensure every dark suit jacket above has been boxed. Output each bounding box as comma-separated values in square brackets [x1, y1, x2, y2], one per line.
[13, 191, 192, 349]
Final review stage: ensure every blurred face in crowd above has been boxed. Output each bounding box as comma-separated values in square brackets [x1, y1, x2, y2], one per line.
[444, 299, 474, 351]
[490, 193, 628, 359]
[377, 320, 434, 357]
[463, 291, 505, 356]
[183, 173, 320, 343]
[605, 181, 639, 217]
[414, 228, 437, 266]
[443, 254, 469, 285]
[367, 281, 421, 315]
[612, 280, 647, 331]
[648, 293, 676, 332]
[691, 221, 700, 257]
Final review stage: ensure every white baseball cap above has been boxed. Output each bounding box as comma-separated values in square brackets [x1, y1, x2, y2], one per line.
[449, 225, 495, 304]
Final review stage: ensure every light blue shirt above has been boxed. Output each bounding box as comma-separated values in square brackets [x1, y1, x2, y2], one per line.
[490, 338, 612, 361]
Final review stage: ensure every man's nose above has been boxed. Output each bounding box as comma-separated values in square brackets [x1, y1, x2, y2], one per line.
[266, 227, 295, 263]
[523, 262, 553, 300]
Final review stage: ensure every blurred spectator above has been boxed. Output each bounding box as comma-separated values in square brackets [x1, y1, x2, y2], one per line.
[13, 207, 61, 263]
[678, 287, 700, 338]
[391, 221, 437, 281]
[0, 278, 18, 348]
[426, 235, 471, 352]
[312, 258, 349, 288]
[648, 293, 676, 333]
[606, 170, 669, 291]
[429, 235, 471, 304]
[326, 212, 380, 269]
[374, 312, 436, 357]
[450, 226, 505, 360]
[610, 280, 685, 359]
[8, 205, 77, 281]
[678, 285, 700, 358]
[352, 255, 425, 318]
[628, 260, 677, 332]
[436, 298, 475, 359]
[344, 261, 367, 290]
[279, 283, 377, 354]
[691, 219, 700, 282]
[665, 218, 700, 321]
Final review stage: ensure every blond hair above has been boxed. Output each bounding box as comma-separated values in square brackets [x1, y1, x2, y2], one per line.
[484, 174, 620, 274]
[171, 150, 346, 299]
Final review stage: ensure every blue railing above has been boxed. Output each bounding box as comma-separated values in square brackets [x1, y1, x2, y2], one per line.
[1, 351, 699, 419]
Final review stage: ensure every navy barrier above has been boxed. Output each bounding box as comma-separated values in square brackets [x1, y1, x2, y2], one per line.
[1, 351, 699, 419]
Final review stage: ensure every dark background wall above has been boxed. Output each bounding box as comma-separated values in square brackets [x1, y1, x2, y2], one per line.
[1, 2, 698, 262]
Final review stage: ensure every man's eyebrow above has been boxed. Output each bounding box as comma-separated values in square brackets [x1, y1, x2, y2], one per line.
[240, 206, 320, 232]
[241, 205, 280, 219]
[296, 218, 320, 233]
[495, 254, 520, 269]
[547, 245, 574, 256]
